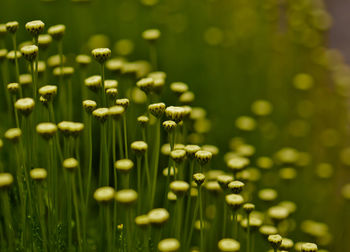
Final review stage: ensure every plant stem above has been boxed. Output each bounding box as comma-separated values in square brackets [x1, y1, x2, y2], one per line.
[117, 120, 124, 158]
[101, 63, 106, 106]
[150, 118, 160, 209]
[1, 192, 15, 251]
[66, 171, 72, 250]
[199, 185, 204, 252]
[38, 184, 48, 252]
[137, 156, 142, 213]
[72, 174, 82, 251]
[122, 115, 128, 159]
[247, 213, 251, 252]
[11, 34, 21, 96]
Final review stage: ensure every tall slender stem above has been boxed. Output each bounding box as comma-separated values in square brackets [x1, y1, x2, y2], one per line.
[199, 186, 204, 252]
[150, 119, 160, 208]
[72, 174, 82, 251]
[122, 115, 128, 159]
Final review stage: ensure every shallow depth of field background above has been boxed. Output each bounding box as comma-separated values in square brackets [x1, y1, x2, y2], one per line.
[1, 0, 350, 251]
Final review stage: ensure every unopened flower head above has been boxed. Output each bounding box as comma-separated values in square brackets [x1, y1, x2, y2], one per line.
[116, 98, 129, 109]
[163, 120, 177, 132]
[104, 80, 118, 90]
[170, 82, 188, 96]
[137, 115, 149, 127]
[225, 193, 244, 210]
[217, 174, 234, 190]
[218, 238, 240, 252]
[167, 191, 177, 202]
[4, 128, 22, 143]
[85, 75, 101, 92]
[170, 180, 189, 196]
[91, 48, 111, 64]
[243, 203, 255, 214]
[30, 168, 47, 181]
[38, 34, 52, 49]
[106, 88, 118, 100]
[76, 54, 91, 67]
[227, 156, 250, 173]
[142, 29, 161, 42]
[131, 141, 148, 155]
[163, 167, 177, 178]
[179, 91, 195, 105]
[48, 24, 65, 40]
[0, 173, 14, 189]
[94, 186, 115, 203]
[25, 20, 45, 37]
[268, 234, 282, 250]
[82, 100, 97, 114]
[258, 188, 278, 202]
[47, 54, 66, 68]
[137, 77, 154, 94]
[63, 157, 79, 171]
[148, 208, 169, 226]
[301, 243, 318, 252]
[135, 215, 150, 228]
[6, 21, 19, 33]
[0, 49, 8, 62]
[148, 102, 166, 118]
[195, 150, 212, 166]
[108, 105, 124, 120]
[165, 106, 185, 122]
[205, 181, 222, 194]
[114, 159, 134, 173]
[193, 173, 205, 186]
[7, 50, 22, 63]
[39, 85, 57, 101]
[15, 98, 35, 116]
[184, 145, 201, 159]
[202, 145, 219, 156]
[36, 122, 57, 139]
[259, 225, 278, 237]
[53, 66, 74, 78]
[158, 238, 180, 252]
[170, 149, 186, 163]
[228, 180, 245, 194]
[93, 108, 109, 123]
[106, 58, 124, 73]
[280, 238, 294, 251]
[0, 24, 7, 37]
[115, 189, 138, 205]
[7, 83, 20, 95]
[251, 99, 273, 116]
[21, 45, 38, 62]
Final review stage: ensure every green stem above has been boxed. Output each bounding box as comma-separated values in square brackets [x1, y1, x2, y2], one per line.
[150, 119, 160, 209]
[199, 186, 204, 252]
[101, 63, 106, 106]
[122, 115, 128, 159]
[85, 115, 92, 203]
[66, 171, 72, 250]
[117, 120, 124, 158]
[247, 213, 251, 252]
[12, 95, 19, 128]
[233, 210, 238, 239]
[186, 195, 199, 250]
[11, 34, 21, 96]
[105, 205, 112, 252]
[30, 62, 36, 100]
[184, 159, 194, 239]
[1, 192, 15, 251]
[223, 203, 227, 237]
[137, 156, 142, 213]
[38, 184, 48, 252]
[72, 174, 82, 251]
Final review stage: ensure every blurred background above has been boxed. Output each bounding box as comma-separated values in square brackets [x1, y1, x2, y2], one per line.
[1, 0, 350, 251]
